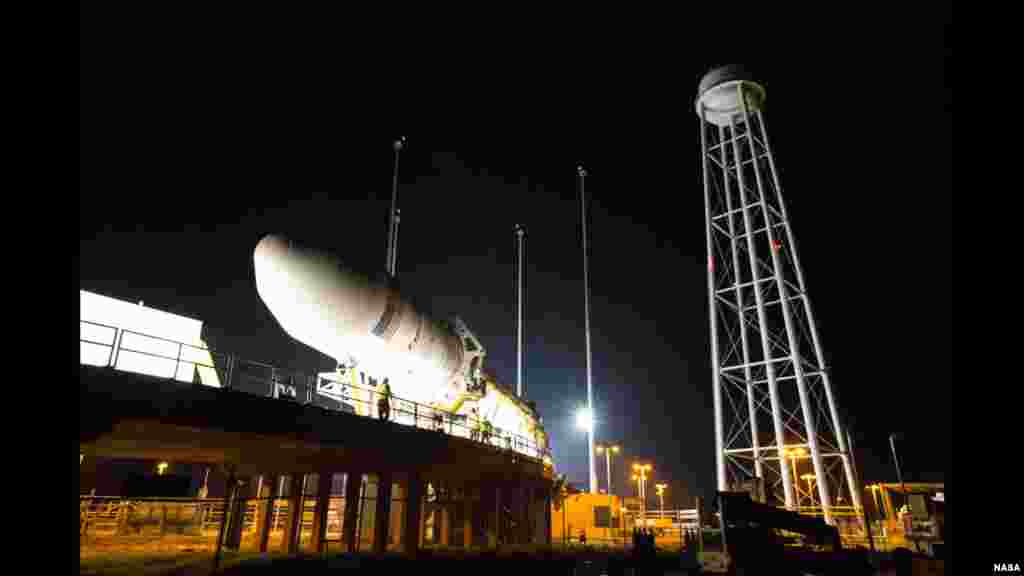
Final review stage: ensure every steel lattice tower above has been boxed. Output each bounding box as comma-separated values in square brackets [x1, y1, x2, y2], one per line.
[697, 66, 863, 525]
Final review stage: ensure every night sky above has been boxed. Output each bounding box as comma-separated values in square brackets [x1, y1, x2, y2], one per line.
[81, 10, 950, 510]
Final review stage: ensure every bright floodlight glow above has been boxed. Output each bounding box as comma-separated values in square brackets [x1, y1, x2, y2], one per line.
[576, 407, 593, 431]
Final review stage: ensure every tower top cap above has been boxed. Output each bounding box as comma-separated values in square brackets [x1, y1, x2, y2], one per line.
[696, 65, 766, 127]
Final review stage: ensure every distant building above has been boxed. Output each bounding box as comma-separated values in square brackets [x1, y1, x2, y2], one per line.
[552, 493, 624, 546]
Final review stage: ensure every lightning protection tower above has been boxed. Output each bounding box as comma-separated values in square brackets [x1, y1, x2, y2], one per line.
[697, 65, 863, 526]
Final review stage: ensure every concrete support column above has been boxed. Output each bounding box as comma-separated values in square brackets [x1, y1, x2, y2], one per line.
[256, 474, 277, 553]
[544, 494, 552, 545]
[488, 484, 502, 547]
[312, 471, 332, 553]
[403, 472, 423, 556]
[520, 485, 529, 545]
[510, 483, 523, 546]
[521, 485, 531, 544]
[343, 472, 362, 553]
[373, 473, 392, 554]
[532, 494, 545, 545]
[439, 497, 450, 546]
[503, 484, 515, 546]
[481, 484, 493, 547]
[283, 474, 304, 555]
[388, 473, 405, 551]
[225, 477, 248, 551]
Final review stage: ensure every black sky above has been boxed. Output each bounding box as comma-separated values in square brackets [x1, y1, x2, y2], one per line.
[81, 9, 951, 508]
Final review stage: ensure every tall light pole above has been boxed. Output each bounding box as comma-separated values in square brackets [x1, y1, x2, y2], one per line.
[386, 136, 406, 279]
[632, 463, 651, 522]
[632, 472, 641, 518]
[621, 505, 628, 548]
[889, 434, 909, 503]
[513, 223, 527, 398]
[785, 448, 806, 510]
[656, 483, 668, 519]
[889, 433, 919, 553]
[596, 443, 620, 498]
[578, 164, 597, 494]
[801, 474, 816, 506]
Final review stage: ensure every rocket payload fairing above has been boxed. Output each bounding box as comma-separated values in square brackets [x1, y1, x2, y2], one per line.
[253, 234, 489, 409]
[253, 234, 550, 458]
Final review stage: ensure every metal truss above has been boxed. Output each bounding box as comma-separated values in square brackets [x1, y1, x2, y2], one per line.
[700, 80, 863, 526]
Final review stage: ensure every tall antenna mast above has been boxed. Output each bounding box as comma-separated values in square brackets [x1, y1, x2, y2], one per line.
[578, 164, 597, 495]
[386, 136, 406, 278]
[514, 224, 527, 397]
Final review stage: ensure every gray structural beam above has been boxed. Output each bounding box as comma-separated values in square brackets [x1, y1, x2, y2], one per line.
[728, 109, 795, 510]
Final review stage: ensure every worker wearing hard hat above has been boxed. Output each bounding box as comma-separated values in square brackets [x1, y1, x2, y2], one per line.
[482, 417, 494, 444]
[378, 379, 392, 421]
[470, 408, 481, 441]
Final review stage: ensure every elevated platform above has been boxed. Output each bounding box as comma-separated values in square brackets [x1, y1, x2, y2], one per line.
[80, 364, 551, 485]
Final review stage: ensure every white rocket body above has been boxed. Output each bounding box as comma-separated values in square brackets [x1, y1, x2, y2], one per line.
[253, 234, 549, 460]
[253, 235, 467, 404]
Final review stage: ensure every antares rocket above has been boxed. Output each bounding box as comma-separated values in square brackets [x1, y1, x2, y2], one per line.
[253, 234, 548, 456]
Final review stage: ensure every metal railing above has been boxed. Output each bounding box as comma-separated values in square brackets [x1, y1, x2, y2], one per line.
[81, 320, 547, 461]
[623, 509, 699, 524]
[79, 495, 330, 536]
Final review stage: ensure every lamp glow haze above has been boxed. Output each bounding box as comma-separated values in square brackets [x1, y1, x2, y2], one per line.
[576, 407, 593, 431]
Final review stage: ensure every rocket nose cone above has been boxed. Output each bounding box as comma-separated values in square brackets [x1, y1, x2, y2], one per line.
[255, 234, 290, 265]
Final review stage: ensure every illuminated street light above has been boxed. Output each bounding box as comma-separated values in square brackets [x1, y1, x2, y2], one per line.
[596, 442, 621, 498]
[889, 432, 919, 553]
[576, 407, 593, 432]
[632, 463, 652, 520]
[620, 506, 628, 547]
[157, 462, 169, 476]
[578, 165, 597, 495]
[784, 448, 807, 509]
[655, 483, 668, 519]
[869, 483, 882, 515]
[801, 474, 816, 506]
[574, 406, 597, 493]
